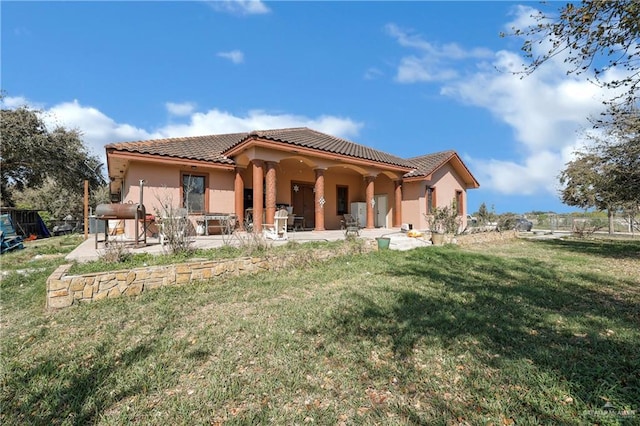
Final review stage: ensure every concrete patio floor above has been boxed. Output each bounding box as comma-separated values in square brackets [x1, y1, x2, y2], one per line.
[66, 228, 433, 263]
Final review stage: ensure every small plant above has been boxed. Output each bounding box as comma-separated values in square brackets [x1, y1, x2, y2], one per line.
[153, 189, 195, 255]
[497, 214, 517, 232]
[424, 201, 461, 235]
[226, 227, 271, 256]
[476, 202, 497, 226]
[98, 240, 131, 263]
[572, 218, 604, 238]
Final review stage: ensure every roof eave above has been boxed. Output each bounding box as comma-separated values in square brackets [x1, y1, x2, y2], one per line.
[107, 150, 235, 177]
[224, 136, 413, 173]
[403, 152, 480, 188]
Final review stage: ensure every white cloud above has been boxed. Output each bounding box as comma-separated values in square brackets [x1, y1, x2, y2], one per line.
[385, 23, 433, 51]
[468, 150, 565, 196]
[166, 101, 197, 116]
[42, 100, 154, 157]
[442, 50, 607, 152]
[385, 23, 492, 83]
[1, 95, 41, 109]
[217, 50, 244, 64]
[155, 109, 363, 139]
[439, 44, 614, 196]
[503, 5, 559, 65]
[5, 98, 363, 171]
[441, 54, 612, 195]
[396, 55, 459, 83]
[385, 7, 621, 198]
[364, 67, 384, 80]
[207, 0, 270, 16]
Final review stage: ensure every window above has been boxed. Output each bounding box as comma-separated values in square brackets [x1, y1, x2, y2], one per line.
[455, 190, 463, 216]
[182, 173, 207, 213]
[426, 186, 436, 213]
[336, 185, 348, 215]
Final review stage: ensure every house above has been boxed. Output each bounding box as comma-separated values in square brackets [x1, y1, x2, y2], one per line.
[105, 127, 479, 235]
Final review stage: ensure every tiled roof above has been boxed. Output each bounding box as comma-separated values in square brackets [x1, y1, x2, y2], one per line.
[106, 133, 247, 164]
[237, 128, 413, 168]
[107, 127, 414, 169]
[403, 150, 456, 178]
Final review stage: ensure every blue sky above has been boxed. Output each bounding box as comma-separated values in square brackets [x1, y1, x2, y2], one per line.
[1, 1, 620, 214]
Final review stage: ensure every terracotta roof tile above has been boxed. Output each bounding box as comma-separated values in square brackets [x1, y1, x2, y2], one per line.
[108, 127, 415, 169]
[106, 133, 246, 164]
[107, 129, 478, 185]
[238, 127, 413, 168]
[404, 150, 456, 178]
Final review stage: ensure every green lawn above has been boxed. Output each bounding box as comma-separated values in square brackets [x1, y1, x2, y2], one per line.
[1, 237, 639, 425]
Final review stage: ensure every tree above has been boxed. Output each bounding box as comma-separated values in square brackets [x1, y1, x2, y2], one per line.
[476, 202, 496, 225]
[1, 104, 105, 210]
[559, 151, 617, 233]
[506, 0, 640, 104]
[559, 105, 640, 233]
[13, 178, 111, 223]
[596, 105, 640, 204]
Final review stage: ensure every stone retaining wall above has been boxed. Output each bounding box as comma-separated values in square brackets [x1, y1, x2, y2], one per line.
[46, 233, 517, 310]
[455, 230, 518, 246]
[47, 240, 376, 309]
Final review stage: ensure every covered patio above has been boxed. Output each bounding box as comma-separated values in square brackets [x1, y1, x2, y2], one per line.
[67, 227, 432, 263]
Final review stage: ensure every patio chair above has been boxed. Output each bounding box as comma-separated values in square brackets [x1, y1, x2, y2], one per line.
[264, 208, 288, 240]
[0, 214, 24, 254]
[286, 208, 295, 231]
[343, 214, 360, 237]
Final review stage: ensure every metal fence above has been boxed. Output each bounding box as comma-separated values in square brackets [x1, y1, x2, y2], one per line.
[525, 213, 639, 234]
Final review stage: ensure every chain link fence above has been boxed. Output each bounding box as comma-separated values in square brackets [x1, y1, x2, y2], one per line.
[525, 212, 639, 235]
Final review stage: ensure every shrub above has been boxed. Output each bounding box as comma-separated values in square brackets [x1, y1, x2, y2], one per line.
[572, 218, 605, 238]
[424, 202, 461, 234]
[98, 240, 131, 263]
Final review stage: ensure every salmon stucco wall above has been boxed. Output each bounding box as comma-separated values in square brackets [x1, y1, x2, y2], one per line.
[243, 163, 390, 230]
[110, 156, 471, 237]
[323, 169, 367, 229]
[430, 163, 467, 229]
[118, 162, 234, 238]
[401, 163, 469, 231]
[402, 181, 424, 230]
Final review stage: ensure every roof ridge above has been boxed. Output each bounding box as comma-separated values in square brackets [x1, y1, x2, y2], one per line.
[107, 127, 419, 169]
[303, 128, 411, 163]
[405, 150, 455, 161]
[107, 131, 250, 148]
[249, 127, 309, 137]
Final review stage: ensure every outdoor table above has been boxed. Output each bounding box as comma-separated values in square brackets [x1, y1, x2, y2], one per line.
[202, 213, 237, 235]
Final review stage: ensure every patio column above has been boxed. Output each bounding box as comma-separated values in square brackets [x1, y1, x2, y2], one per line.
[365, 175, 375, 229]
[252, 160, 264, 232]
[394, 180, 403, 228]
[314, 168, 326, 231]
[265, 161, 277, 227]
[234, 167, 245, 230]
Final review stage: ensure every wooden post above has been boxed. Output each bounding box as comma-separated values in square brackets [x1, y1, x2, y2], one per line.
[84, 180, 89, 240]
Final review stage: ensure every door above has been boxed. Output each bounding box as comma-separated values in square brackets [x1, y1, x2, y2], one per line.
[374, 195, 388, 228]
[291, 183, 315, 229]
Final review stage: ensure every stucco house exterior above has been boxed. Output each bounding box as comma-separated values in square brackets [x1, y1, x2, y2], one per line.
[105, 127, 479, 235]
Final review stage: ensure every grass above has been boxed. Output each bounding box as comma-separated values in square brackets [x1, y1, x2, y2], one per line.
[68, 239, 354, 275]
[1, 237, 639, 425]
[0, 234, 82, 271]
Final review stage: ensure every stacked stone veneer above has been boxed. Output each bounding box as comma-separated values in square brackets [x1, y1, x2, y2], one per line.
[46, 233, 517, 309]
[47, 240, 377, 309]
[455, 230, 518, 246]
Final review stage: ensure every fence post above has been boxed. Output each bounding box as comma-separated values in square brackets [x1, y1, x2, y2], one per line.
[84, 180, 89, 240]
